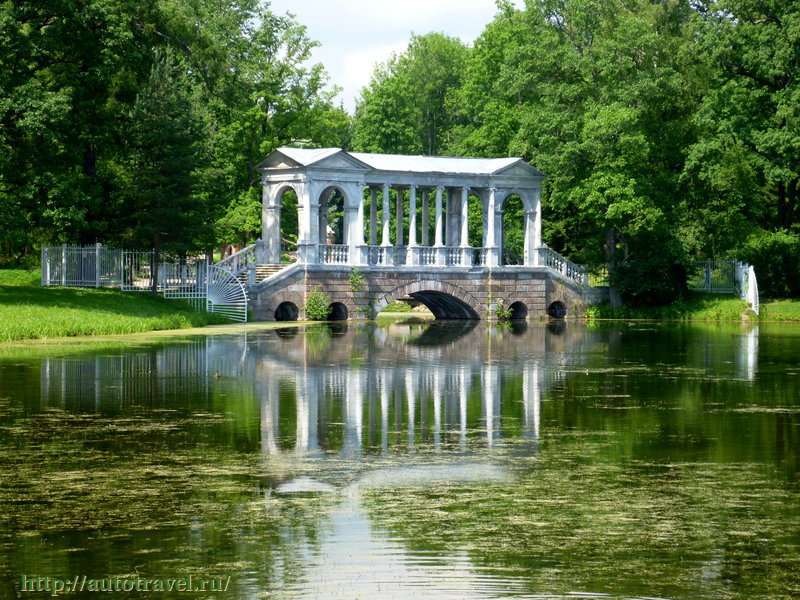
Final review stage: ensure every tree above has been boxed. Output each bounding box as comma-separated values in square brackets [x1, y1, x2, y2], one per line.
[694, 0, 800, 233]
[352, 32, 469, 155]
[124, 48, 210, 295]
[495, 0, 703, 306]
[0, 0, 159, 262]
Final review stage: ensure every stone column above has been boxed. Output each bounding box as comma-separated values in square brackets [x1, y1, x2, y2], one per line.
[533, 186, 542, 252]
[339, 182, 366, 266]
[496, 208, 505, 265]
[395, 187, 405, 266]
[381, 182, 393, 266]
[434, 186, 445, 266]
[406, 184, 419, 265]
[296, 182, 319, 264]
[524, 208, 537, 267]
[446, 188, 458, 247]
[421, 189, 430, 246]
[381, 183, 391, 247]
[460, 187, 470, 248]
[369, 186, 377, 246]
[484, 188, 499, 267]
[262, 185, 282, 264]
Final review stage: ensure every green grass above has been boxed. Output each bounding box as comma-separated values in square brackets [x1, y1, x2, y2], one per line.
[0, 269, 226, 341]
[383, 300, 414, 312]
[585, 293, 753, 321]
[759, 298, 800, 321]
[586, 292, 800, 321]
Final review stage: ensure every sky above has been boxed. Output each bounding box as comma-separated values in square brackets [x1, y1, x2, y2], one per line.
[266, 0, 510, 114]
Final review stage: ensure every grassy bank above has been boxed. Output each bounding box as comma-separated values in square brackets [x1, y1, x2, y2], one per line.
[585, 292, 800, 321]
[0, 269, 225, 341]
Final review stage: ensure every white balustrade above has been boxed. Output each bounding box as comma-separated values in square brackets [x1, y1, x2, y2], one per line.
[322, 244, 349, 264]
[536, 247, 587, 286]
[420, 248, 437, 266]
[215, 242, 258, 276]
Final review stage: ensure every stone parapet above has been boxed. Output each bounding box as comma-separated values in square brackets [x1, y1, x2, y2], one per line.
[248, 264, 605, 321]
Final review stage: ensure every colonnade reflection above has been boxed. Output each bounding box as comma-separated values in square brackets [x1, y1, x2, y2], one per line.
[33, 322, 761, 459]
[257, 361, 551, 458]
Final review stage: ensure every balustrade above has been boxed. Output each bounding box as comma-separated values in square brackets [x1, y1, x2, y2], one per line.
[420, 247, 437, 266]
[321, 244, 349, 265]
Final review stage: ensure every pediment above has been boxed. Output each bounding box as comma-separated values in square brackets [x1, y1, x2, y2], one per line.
[493, 159, 546, 178]
[255, 150, 303, 171]
[309, 151, 371, 172]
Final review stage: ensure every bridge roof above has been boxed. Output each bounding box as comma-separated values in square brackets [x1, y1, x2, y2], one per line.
[262, 147, 545, 178]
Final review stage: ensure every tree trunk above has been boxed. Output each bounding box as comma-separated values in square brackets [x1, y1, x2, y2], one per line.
[605, 227, 623, 309]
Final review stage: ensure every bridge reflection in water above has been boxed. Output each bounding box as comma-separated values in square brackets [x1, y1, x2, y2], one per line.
[37, 320, 760, 467]
[28, 320, 767, 599]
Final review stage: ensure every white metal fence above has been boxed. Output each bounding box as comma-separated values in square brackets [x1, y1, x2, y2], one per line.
[41, 245, 247, 322]
[42, 244, 123, 288]
[689, 260, 759, 315]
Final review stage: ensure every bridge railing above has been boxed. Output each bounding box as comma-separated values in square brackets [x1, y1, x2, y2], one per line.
[215, 242, 263, 276]
[536, 247, 588, 286]
[420, 247, 437, 266]
[321, 244, 349, 264]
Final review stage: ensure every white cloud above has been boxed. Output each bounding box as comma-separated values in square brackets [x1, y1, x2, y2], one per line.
[267, 0, 512, 112]
[340, 41, 409, 106]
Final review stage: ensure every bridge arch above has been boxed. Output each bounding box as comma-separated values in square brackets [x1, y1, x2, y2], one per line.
[375, 281, 481, 320]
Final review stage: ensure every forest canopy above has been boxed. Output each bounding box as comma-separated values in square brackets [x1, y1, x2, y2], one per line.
[2, 0, 799, 302]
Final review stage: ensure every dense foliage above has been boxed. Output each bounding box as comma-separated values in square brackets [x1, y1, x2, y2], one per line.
[3, 0, 799, 303]
[352, 0, 800, 302]
[0, 0, 347, 264]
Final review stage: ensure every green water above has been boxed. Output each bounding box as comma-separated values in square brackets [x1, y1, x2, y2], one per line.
[1, 321, 799, 599]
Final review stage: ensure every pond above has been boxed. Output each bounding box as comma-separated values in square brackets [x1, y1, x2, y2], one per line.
[1, 320, 799, 599]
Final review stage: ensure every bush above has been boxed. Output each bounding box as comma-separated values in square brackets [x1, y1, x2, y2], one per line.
[738, 230, 800, 298]
[303, 288, 332, 320]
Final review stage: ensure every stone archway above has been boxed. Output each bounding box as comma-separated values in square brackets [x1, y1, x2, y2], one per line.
[375, 280, 481, 319]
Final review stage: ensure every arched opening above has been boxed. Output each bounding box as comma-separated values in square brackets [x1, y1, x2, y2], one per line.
[275, 186, 299, 264]
[508, 301, 528, 320]
[547, 301, 567, 319]
[408, 291, 479, 320]
[319, 187, 346, 246]
[275, 301, 299, 321]
[501, 194, 525, 265]
[327, 302, 348, 321]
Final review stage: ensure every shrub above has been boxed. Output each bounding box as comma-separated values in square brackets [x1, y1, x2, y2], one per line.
[303, 288, 333, 320]
[349, 267, 365, 292]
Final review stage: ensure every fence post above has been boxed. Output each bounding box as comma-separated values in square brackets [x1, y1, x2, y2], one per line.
[95, 243, 102, 288]
[61, 243, 67, 286]
[42, 247, 48, 286]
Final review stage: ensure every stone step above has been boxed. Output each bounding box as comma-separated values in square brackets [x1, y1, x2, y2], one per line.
[236, 264, 288, 286]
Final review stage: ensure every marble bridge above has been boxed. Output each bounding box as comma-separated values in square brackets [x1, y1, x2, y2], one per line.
[218, 148, 607, 321]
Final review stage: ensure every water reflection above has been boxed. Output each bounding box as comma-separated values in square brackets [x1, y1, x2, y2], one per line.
[8, 320, 800, 600]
